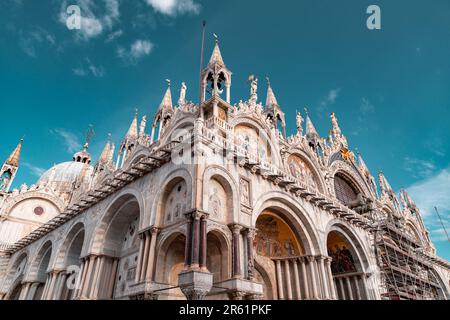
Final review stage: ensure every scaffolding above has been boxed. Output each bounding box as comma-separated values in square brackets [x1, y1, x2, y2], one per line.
[375, 218, 444, 300]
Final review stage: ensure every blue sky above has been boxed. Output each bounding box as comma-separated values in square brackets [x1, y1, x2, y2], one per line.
[0, 0, 449, 259]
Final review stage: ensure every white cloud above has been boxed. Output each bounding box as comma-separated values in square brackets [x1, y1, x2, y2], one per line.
[73, 58, 105, 77]
[50, 128, 82, 154]
[360, 97, 375, 114]
[145, 0, 200, 16]
[117, 39, 154, 64]
[318, 88, 341, 112]
[59, 0, 120, 41]
[19, 28, 56, 57]
[23, 162, 46, 178]
[404, 157, 436, 178]
[407, 167, 450, 243]
[105, 29, 123, 43]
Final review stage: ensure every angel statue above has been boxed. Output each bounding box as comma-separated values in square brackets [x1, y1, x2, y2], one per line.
[179, 82, 187, 105]
[296, 111, 304, 135]
[248, 75, 258, 103]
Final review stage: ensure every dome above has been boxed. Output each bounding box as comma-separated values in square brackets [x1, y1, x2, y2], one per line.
[37, 161, 94, 192]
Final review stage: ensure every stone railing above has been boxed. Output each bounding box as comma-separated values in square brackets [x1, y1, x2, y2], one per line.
[205, 116, 233, 132]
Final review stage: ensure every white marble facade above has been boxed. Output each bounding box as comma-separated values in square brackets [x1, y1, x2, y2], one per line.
[0, 39, 449, 301]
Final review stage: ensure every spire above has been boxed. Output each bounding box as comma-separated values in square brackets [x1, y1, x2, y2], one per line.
[6, 138, 23, 167]
[358, 152, 369, 175]
[126, 110, 139, 140]
[98, 135, 112, 165]
[330, 112, 342, 136]
[108, 143, 115, 164]
[304, 108, 319, 139]
[159, 80, 173, 112]
[139, 115, 147, 137]
[265, 78, 279, 109]
[208, 34, 225, 67]
[378, 171, 393, 195]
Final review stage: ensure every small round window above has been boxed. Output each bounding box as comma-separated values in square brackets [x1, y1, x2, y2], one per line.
[34, 206, 44, 216]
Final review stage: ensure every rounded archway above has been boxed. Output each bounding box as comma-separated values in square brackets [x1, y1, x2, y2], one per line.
[99, 194, 141, 300]
[206, 230, 230, 283]
[155, 233, 186, 300]
[254, 210, 308, 300]
[55, 223, 85, 300]
[4, 252, 28, 300]
[327, 230, 368, 300]
[29, 241, 52, 300]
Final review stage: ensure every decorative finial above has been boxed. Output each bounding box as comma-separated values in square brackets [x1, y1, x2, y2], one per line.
[266, 76, 271, 87]
[166, 79, 171, 87]
[213, 33, 218, 44]
[304, 107, 309, 116]
[107, 133, 112, 143]
[135, 108, 138, 117]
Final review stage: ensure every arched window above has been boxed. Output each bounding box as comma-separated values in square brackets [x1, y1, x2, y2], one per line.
[334, 173, 359, 206]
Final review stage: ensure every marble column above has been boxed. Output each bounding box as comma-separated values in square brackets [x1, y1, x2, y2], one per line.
[135, 232, 146, 283]
[354, 275, 362, 300]
[75, 258, 88, 298]
[191, 213, 202, 268]
[56, 272, 68, 300]
[45, 271, 58, 300]
[146, 227, 160, 281]
[362, 274, 370, 300]
[245, 228, 256, 280]
[275, 260, 284, 300]
[345, 276, 354, 300]
[19, 282, 31, 300]
[27, 282, 40, 300]
[293, 259, 302, 300]
[338, 277, 345, 300]
[307, 256, 319, 299]
[81, 256, 96, 298]
[91, 256, 105, 299]
[41, 274, 51, 300]
[317, 256, 329, 299]
[325, 257, 337, 300]
[284, 260, 293, 300]
[107, 258, 119, 299]
[140, 231, 150, 281]
[184, 216, 193, 268]
[199, 217, 208, 271]
[300, 257, 309, 300]
[230, 224, 243, 278]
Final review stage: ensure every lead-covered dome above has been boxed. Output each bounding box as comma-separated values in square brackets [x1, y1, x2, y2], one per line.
[37, 161, 93, 192]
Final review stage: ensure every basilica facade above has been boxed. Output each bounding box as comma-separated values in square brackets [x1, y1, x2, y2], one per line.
[0, 39, 449, 301]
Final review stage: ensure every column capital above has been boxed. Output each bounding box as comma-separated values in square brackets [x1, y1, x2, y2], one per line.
[185, 209, 209, 221]
[229, 224, 244, 234]
[244, 228, 257, 239]
[306, 255, 316, 263]
[150, 226, 161, 236]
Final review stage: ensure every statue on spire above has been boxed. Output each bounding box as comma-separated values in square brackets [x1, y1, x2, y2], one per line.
[296, 111, 304, 136]
[248, 75, 258, 104]
[139, 115, 147, 137]
[179, 82, 187, 106]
